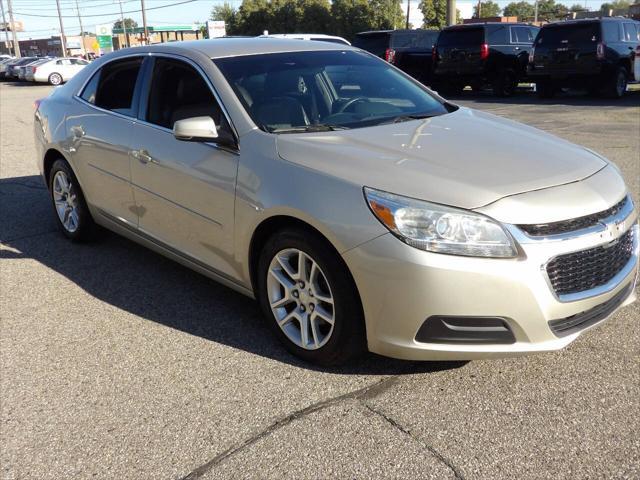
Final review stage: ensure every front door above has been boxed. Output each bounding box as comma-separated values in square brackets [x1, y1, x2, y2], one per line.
[130, 56, 240, 279]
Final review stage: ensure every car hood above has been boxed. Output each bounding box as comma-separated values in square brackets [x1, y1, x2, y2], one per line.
[275, 107, 607, 209]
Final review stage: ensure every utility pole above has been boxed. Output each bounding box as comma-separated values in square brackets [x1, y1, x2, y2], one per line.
[446, 0, 456, 26]
[54, 0, 67, 57]
[405, 0, 410, 29]
[477, 0, 482, 18]
[117, 0, 128, 48]
[140, 0, 149, 45]
[74, 0, 86, 56]
[6, 0, 19, 57]
[534, 0, 539, 22]
[0, 0, 13, 56]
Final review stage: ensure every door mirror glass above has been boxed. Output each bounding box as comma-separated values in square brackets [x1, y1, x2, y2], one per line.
[173, 116, 219, 141]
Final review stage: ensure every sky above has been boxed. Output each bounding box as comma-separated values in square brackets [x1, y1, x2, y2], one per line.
[4, 0, 613, 41]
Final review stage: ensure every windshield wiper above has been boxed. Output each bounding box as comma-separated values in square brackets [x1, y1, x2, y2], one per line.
[270, 124, 350, 134]
[385, 113, 439, 124]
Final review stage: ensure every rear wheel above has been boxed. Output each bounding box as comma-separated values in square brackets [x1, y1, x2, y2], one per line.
[536, 80, 556, 99]
[257, 228, 366, 366]
[48, 72, 62, 86]
[49, 158, 97, 241]
[604, 67, 627, 98]
[492, 69, 518, 97]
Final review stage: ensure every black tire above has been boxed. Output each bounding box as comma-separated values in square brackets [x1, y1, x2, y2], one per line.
[48, 72, 63, 86]
[604, 67, 627, 99]
[536, 80, 556, 99]
[256, 227, 366, 366]
[48, 158, 97, 242]
[492, 69, 518, 97]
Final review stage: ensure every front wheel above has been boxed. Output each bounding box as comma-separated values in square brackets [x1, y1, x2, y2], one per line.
[257, 228, 366, 366]
[48, 72, 62, 85]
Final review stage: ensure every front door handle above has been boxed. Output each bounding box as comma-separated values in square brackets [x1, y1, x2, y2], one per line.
[131, 149, 156, 165]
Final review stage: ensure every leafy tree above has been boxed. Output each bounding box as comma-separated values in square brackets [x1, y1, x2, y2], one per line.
[503, 1, 535, 19]
[331, 0, 379, 38]
[569, 3, 586, 12]
[536, 0, 569, 21]
[113, 18, 138, 30]
[419, 0, 447, 29]
[210, 2, 239, 34]
[601, 0, 630, 12]
[473, 1, 502, 18]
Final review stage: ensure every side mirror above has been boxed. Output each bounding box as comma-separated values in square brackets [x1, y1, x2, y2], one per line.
[173, 116, 219, 142]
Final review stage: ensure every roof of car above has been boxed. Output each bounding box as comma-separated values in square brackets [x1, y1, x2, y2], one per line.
[542, 17, 640, 27]
[443, 22, 532, 30]
[146, 37, 355, 59]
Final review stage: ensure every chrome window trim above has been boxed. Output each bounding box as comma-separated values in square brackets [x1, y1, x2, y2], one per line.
[541, 223, 638, 303]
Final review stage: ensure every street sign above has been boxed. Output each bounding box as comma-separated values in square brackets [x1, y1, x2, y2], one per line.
[206, 20, 225, 39]
[95, 23, 113, 53]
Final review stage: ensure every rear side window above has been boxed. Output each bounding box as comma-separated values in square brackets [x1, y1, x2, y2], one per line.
[536, 23, 600, 45]
[602, 22, 621, 42]
[622, 23, 639, 42]
[488, 26, 508, 44]
[81, 57, 143, 116]
[511, 26, 534, 43]
[438, 28, 484, 47]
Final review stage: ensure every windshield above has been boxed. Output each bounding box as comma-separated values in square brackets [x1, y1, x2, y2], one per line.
[536, 22, 600, 45]
[214, 50, 450, 133]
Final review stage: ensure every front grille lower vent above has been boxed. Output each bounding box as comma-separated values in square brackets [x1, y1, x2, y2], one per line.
[519, 196, 628, 237]
[546, 228, 635, 297]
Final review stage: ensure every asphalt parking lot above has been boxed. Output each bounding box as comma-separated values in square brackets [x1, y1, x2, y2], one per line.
[1, 81, 639, 480]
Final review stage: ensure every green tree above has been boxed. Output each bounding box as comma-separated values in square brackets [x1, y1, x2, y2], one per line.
[331, 0, 378, 38]
[536, 0, 569, 20]
[569, 3, 586, 12]
[210, 2, 238, 34]
[601, 0, 630, 12]
[503, 1, 535, 19]
[473, 1, 502, 18]
[113, 18, 138, 30]
[419, 0, 448, 29]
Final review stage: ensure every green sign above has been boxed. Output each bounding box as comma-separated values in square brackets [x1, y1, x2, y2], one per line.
[97, 36, 112, 48]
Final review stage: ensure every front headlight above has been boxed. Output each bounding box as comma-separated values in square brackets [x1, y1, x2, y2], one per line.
[364, 187, 518, 258]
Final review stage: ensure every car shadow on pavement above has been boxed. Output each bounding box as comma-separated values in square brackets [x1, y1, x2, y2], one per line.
[443, 88, 640, 107]
[0, 175, 466, 375]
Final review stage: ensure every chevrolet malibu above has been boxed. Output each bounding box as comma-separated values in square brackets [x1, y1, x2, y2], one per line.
[34, 39, 638, 365]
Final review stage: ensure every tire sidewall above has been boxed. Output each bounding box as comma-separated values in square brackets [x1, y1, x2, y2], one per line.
[49, 73, 62, 85]
[256, 229, 365, 365]
[49, 159, 94, 241]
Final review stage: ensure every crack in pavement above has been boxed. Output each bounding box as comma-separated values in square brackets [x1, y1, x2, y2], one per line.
[362, 402, 465, 480]
[180, 376, 400, 480]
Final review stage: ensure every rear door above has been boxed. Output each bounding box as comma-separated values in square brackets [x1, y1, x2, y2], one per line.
[622, 22, 640, 81]
[510, 25, 537, 75]
[435, 27, 485, 75]
[68, 56, 144, 226]
[533, 22, 601, 75]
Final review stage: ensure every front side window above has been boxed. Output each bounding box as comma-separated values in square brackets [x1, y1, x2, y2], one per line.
[622, 23, 639, 42]
[144, 57, 230, 136]
[82, 57, 143, 116]
[214, 50, 450, 133]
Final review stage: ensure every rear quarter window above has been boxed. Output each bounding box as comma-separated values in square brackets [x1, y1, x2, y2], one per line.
[602, 22, 621, 42]
[390, 32, 416, 48]
[488, 26, 508, 44]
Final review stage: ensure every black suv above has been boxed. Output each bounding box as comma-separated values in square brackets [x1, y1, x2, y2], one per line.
[432, 23, 539, 96]
[528, 18, 640, 98]
[353, 29, 440, 84]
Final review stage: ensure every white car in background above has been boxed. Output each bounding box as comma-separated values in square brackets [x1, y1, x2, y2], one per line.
[28, 57, 90, 85]
[260, 33, 351, 45]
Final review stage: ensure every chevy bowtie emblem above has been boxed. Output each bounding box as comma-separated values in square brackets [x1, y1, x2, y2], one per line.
[600, 220, 623, 246]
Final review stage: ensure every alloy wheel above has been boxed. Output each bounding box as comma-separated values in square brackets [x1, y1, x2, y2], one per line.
[266, 248, 335, 350]
[52, 170, 79, 233]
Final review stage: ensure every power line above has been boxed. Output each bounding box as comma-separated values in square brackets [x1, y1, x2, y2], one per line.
[13, 0, 196, 16]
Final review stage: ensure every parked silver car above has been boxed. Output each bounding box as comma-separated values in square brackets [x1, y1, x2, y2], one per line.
[34, 39, 638, 365]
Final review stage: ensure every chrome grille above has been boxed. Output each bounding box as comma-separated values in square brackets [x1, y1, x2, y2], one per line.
[546, 228, 635, 296]
[519, 196, 628, 237]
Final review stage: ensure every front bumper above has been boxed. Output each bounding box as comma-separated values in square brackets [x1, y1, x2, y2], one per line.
[342, 222, 638, 361]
